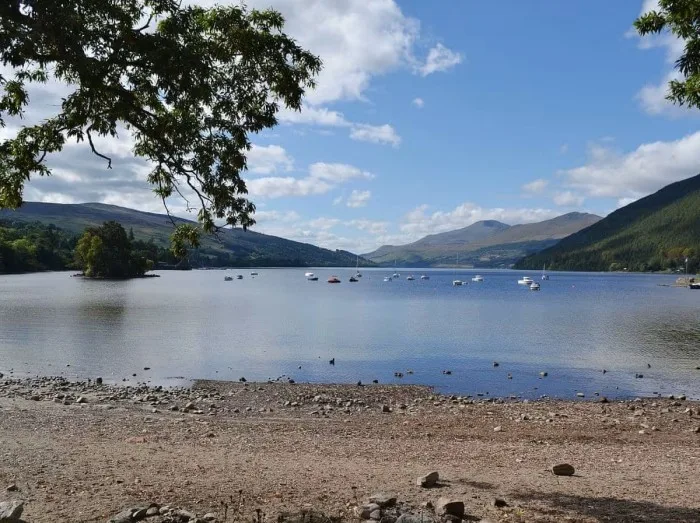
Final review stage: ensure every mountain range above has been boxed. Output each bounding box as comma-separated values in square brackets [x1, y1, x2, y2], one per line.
[363, 212, 602, 268]
[0, 202, 372, 268]
[515, 173, 700, 272]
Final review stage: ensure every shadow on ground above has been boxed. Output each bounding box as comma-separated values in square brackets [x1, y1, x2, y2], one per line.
[514, 490, 700, 523]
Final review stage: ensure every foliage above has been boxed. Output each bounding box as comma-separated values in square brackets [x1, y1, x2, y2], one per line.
[635, 1, 700, 110]
[75, 221, 153, 277]
[0, 0, 321, 249]
[515, 174, 700, 272]
[0, 220, 76, 273]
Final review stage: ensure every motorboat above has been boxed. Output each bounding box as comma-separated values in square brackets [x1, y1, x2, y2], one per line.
[236, 275, 243, 280]
[406, 275, 415, 281]
[392, 272, 400, 278]
[328, 276, 341, 283]
[529, 281, 541, 291]
[472, 275, 484, 282]
[420, 275, 430, 280]
[690, 282, 700, 289]
[305, 272, 315, 278]
[452, 280, 464, 286]
[308, 276, 319, 281]
[518, 276, 534, 285]
[349, 276, 359, 282]
[383, 276, 392, 282]
[224, 276, 233, 281]
[250, 271, 258, 276]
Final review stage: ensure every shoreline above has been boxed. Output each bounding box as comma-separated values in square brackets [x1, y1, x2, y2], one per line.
[1, 376, 699, 522]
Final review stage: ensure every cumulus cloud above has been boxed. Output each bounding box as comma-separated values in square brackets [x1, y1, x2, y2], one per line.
[247, 144, 294, 174]
[412, 97, 425, 108]
[559, 132, 700, 199]
[553, 191, 585, 207]
[349, 124, 401, 146]
[522, 178, 549, 194]
[347, 219, 388, 235]
[346, 189, 371, 208]
[417, 43, 463, 76]
[308, 163, 374, 183]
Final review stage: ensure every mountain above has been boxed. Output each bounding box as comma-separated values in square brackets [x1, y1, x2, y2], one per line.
[363, 212, 601, 268]
[0, 202, 372, 268]
[514, 174, 700, 272]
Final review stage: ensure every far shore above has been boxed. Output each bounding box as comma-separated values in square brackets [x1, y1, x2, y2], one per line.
[1, 376, 699, 522]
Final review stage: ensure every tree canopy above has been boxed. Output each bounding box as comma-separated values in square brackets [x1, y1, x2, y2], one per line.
[0, 0, 321, 256]
[635, 1, 700, 110]
[75, 221, 154, 277]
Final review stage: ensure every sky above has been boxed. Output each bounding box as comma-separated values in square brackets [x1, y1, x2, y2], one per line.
[10, 0, 700, 254]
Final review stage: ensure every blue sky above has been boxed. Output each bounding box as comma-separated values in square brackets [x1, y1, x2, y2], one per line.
[18, 0, 700, 253]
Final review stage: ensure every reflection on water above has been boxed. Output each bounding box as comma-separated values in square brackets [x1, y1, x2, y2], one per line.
[0, 269, 699, 398]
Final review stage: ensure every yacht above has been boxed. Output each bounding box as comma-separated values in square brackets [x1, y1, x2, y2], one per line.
[518, 276, 534, 285]
[328, 276, 341, 284]
[224, 276, 233, 281]
[406, 275, 415, 281]
[305, 272, 315, 278]
[420, 275, 430, 280]
[541, 264, 549, 280]
[452, 279, 464, 286]
[529, 281, 541, 291]
[472, 275, 484, 282]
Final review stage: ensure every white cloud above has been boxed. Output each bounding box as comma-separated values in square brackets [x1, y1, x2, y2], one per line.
[254, 210, 301, 223]
[553, 191, 585, 207]
[560, 132, 700, 199]
[348, 219, 388, 235]
[346, 189, 371, 208]
[522, 178, 549, 194]
[333, 195, 344, 205]
[617, 197, 638, 208]
[560, 144, 569, 154]
[417, 43, 463, 76]
[247, 144, 294, 174]
[309, 163, 375, 183]
[412, 97, 425, 108]
[349, 124, 401, 146]
[399, 202, 560, 239]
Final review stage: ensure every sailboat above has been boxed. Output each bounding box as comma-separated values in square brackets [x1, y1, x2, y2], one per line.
[392, 259, 399, 279]
[355, 256, 362, 278]
[541, 264, 550, 280]
[452, 253, 464, 286]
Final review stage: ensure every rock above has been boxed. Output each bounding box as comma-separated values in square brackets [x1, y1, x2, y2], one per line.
[95, 377, 103, 385]
[369, 509, 382, 521]
[355, 504, 380, 519]
[5, 484, 17, 492]
[599, 397, 609, 403]
[146, 507, 160, 517]
[30, 394, 41, 401]
[417, 471, 439, 488]
[396, 515, 435, 523]
[368, 493, 396, 508]
[436, 498, 464, 518]
[0, 500, 23, 522]
[493, 425, 502, 432]
[494, 498, 508, 508]
[176, 509, 196, 521]
[76, 396, 87, 404]
[552, 463, 575, 476]
[202, 513, 217, 522]
[109, 508, 134, 523]
[132, 507, 149, 520]
[381, 405, 392, 413]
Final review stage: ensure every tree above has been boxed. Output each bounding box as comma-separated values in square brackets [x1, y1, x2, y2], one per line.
[0, 1, 321, 256]
[75, 221, 152, 277]
[635, 2, 700, 109]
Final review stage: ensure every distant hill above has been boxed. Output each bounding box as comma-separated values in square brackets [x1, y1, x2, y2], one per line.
[0, 202, 372, 268]
[363, 212, 601, 268]
[514, 174, 700, 272]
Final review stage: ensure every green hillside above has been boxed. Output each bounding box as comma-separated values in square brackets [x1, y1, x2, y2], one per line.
[0, 202, 373, 268]
[514, 174, 700, 272]
[363, 213, 600, 268]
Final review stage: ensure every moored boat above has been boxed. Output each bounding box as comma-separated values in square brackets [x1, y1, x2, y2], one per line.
[529, 281, 541, 291]
[518, 276, 533, 285]
[224, 276, 233, 281]
[328, 276, 341, 283]
[472, 275, 484, 282]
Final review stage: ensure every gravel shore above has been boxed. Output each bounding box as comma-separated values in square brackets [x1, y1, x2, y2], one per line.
[0, 377, 699, 522]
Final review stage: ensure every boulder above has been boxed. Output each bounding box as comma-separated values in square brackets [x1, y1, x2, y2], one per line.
[417, 471, 439, 488]
[109, 508, 134, 523]
[436, 498, 464, 518]
[368, 493, 396, 508]
[0, 500, 24, 522]
[396, 515, 435, 523]
[355, 504, 380, 519]
[552, 464, 575, 476]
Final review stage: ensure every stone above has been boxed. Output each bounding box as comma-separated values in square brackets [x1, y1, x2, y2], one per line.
[493, 426, 502, 432]
[30, 394, 41, 401]
[95, 377, 103, 385]
[176, 509, 196, 520]
[494, 498, 508, 508]
[369, 509, 382, 521]
[396, 515, 435, 523]
[382, 405, 392, 413]
[368, 493, 396, 508]
[146, 507, 160, 517]
[599, 397, 609, 403]
[109, 508, 134, 523]
[202, 513, 217, 522]
[76, 396, 87, 404]
[552, 463, 575, 476]
[417, 471, 439, 488]
[436, 498, 464, 518]
[355, 504, 380, 519]
[132, 507, 150, 520]
[0, 500, 23, 522]
[5, 484, 17, 492]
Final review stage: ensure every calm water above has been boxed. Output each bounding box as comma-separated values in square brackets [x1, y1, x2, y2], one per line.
[1, 269, 699, 399]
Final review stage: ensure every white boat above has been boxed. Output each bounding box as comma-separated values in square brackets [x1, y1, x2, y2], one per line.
[250, 271, 258, 276]
[406, 275, 415, 281]
[305, 272, 315, 279]
[541, 264, 549, 280]
[383, 276, 392, 282]
[529, 281, 541, 291]
[392, 259, 399, 278]
[452, 280, 464, 286]
[472, 275, 484, 282]
[518, 276, 534, 285]
[420, 275, 429, 280]
[355, 256, 362, 278]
